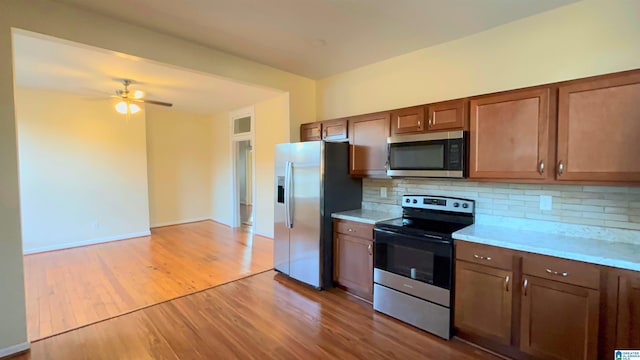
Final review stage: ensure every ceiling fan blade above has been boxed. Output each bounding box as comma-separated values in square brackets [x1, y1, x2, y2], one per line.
[131, 98, 173, 107]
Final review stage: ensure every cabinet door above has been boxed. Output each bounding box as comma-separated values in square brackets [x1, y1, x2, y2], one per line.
[300, 122, 322, 142]
[557, 72, 640, 182]
[322, 118, 348, 141]
[426, 99, 466, 132]
[334, 234, 373, 301]
[469, 88, 550, 180]
[391, 106, 424, 134]
[617, 273, 640, 348]
[520, 276, 599, 360]
[454, 261, 513, 345]
[349, 112, 390, 177]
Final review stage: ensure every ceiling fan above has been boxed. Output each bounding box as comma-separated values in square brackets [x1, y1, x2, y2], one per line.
[113, 79, 173, 115]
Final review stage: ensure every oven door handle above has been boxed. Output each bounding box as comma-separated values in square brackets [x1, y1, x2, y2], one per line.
[373, 228, 452, 245]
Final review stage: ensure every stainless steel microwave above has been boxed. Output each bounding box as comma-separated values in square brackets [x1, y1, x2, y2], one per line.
[386, 130, 466, 178]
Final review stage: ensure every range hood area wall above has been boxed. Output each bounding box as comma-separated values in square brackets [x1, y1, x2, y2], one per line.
[363, 178, 640, 242]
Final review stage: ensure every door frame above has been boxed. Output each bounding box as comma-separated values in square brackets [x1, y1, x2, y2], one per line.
[230, 106, 256, 228]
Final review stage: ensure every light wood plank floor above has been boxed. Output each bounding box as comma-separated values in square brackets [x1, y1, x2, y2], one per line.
[23, 220, 273, 341]
[15, 271, 498, 360]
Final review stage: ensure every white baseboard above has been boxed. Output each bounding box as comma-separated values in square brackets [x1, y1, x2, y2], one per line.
[253, 229, 274, 239]
[23, 230, 151, 255]
[0, 341, 30, 357]
[150, 217, 211, 228]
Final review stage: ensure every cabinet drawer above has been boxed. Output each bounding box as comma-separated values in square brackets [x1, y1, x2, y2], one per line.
[523, 253, 600, 290]
[334, 220, 374, 240]
[455, 242, 514, 271]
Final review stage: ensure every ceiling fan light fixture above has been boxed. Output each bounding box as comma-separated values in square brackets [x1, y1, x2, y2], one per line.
[115, 101, 129, 114]
[133, 90, 144, 99]
[129, 103, 141, 114]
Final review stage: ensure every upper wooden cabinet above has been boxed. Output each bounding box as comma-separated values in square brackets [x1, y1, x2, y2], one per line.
[556, 71, 640, 182]
[300, 119, 348, 142]
[391, 105, 425, 134]
[322, 118, 348, 142]
[426, 99, 467, 132]
[391, 100, 466, 135]
[469, 88, 551, 180]
[349, 112, 390, 177]
[300, 122, 322, 142]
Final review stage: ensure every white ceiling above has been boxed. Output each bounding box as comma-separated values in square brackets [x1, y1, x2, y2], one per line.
[12, 31, 283, 114]
[53, 0, 578, 79]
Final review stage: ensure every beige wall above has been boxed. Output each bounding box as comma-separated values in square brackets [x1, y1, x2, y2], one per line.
[317, 0, 640, 119]
[210, 111, 233, 226]
[146, 106, 213, 227]
[210, 94, 290, 238]
[0, 0, 314, 350]
[15, 88, 150, 253]
[254, 94, 290, 237]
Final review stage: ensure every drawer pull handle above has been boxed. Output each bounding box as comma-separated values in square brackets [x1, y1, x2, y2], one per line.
[523, 278, 528, 296]
[473, 254, 492, 261]
[505, 275, 510, 292]
[545, 268, 568, 277]
[368, 243, 372, 256]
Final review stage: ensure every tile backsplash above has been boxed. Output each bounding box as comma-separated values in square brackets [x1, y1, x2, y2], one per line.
[362, 178, 640, 232]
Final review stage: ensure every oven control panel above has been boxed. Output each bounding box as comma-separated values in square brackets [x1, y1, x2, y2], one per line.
[402, 195, 474, 214]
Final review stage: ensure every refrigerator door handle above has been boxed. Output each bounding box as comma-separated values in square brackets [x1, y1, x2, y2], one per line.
[284, 161, 291, 228]
[288, 161, 294, 228]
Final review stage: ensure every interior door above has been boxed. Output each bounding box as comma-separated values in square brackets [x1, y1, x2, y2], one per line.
[273, 143, 290, 275]
[289, 141, 322, 287]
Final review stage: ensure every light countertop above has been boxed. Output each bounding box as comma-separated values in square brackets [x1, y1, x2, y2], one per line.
[331, 209, 399, 225]
[453, 224, 640, 272]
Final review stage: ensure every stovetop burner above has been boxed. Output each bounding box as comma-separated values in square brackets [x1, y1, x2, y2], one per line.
[375, 195, 475, 238]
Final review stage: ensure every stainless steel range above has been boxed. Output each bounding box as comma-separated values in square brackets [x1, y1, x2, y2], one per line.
[373, 195, 474, 339]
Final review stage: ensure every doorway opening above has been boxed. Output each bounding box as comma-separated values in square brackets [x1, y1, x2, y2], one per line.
[230, 107, 256, 231]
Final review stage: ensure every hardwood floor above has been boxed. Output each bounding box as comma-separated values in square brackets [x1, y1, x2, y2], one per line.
[15, 271, 499, 360]
[23, 220, 273, 341]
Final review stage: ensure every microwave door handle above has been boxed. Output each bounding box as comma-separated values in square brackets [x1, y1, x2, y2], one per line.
[385, 144, 390, 173]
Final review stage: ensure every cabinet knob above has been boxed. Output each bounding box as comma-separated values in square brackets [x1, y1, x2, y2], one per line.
[545, 268, 568, 277]
[505, 275, 510, 292]
[558, 161, 564, 176]
[348, 228, 353, 232]
[538, 160, 545, 175]
[367, 243, 372, 255]
[523, 278, 529, 296]
[473, 254, 492, 261]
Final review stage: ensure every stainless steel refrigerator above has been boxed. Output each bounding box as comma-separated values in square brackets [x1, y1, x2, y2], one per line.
[274, 141, 362, 289]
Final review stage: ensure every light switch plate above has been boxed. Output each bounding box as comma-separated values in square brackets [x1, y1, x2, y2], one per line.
[540, 195, 552, 211]
[380, 187, 387, 198]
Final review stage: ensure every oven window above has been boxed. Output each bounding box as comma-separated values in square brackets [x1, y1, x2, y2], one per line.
[389, 142, 445, 170]
[374, 229, 452, 290]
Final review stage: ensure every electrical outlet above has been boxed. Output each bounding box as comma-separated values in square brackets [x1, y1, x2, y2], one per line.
[540, 195, 552, 211]
[380, 187, 387, 198]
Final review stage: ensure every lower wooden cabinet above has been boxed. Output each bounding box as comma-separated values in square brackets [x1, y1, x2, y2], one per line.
[616, 271, 640, 349]
[455, 241, 605, 360]
[455, 261, 512, 345]
[520, 276, 599, 360]
[333, 219, 374, 302]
